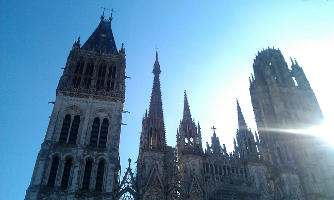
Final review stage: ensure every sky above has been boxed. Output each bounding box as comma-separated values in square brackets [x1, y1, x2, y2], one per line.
[1, 0, 334, 199]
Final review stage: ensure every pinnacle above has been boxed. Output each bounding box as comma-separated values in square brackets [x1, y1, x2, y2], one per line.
[155, 50, 159, 62]
[236, 99, 247, 130]
[183, 90, 192, 121]
[153, 51, 161, 75]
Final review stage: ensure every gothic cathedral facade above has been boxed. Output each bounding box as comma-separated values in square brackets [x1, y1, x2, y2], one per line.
[25, 14, 334, 200]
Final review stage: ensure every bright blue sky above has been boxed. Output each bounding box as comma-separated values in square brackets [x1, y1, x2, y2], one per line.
[1, 1, 334, 199]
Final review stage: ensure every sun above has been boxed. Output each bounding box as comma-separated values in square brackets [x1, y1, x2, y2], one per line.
[305, 120, 334, 147]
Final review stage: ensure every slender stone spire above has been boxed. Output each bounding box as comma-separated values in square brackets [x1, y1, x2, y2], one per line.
[237, 99, 247, 130]
[183, 90, 192, 121]
[149, 50, 163, 120]
[145, 50, 166, 150]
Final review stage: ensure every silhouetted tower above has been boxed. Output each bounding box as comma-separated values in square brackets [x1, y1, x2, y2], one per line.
[249, 48, 333, 200]
[25, 13, 126, 200]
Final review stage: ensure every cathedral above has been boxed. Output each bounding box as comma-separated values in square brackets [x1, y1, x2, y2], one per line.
[25, 13, 334, 200]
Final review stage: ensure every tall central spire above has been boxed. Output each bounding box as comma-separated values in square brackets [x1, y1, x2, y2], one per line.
[149, 51, 163, 120]
[141, 50, 166, 150]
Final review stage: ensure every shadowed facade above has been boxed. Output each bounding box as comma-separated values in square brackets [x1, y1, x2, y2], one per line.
[25, 14, 334, 200]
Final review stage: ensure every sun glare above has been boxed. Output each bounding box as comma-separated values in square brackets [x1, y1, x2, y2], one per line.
[306, 120, 334, 147]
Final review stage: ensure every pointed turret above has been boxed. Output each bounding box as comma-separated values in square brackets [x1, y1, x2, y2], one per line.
[211, 127, 223, 156]
[237, 99, 247, 130]
[235, 101, 259, 161]
[183, 91, 192, 121]
[177, 91, 203, 154]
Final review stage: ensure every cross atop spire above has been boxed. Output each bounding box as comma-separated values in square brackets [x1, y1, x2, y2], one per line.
[211, 126, 217, 137]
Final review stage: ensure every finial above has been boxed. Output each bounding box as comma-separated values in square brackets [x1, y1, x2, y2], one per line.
[211, 126, 217, 136]
[109, 8, 114, 21]
[155, 49, 159, 62]
[290, 57, 294, 65]
[294, 58, 298, 66]
[101, 8, 105, 20]
[128, 158, 131, 167]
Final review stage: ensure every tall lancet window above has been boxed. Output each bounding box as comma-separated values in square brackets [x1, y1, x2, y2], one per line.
[98, 119, 109, 148]
[47, 155, 60, 187]
[68, 115, 80, 144]
[73, 58, 85, 88]
[106, 64, 116, 91]
[61, 156, 73, 188]
[82, 158, 93, 190]
[59, 115, 71, 143]
[83, 60, 94, 89]
[95, 159, 105, 191]
[148, 128, 153, 148]
[96, 63, 106, 90]
[90, 118, 100, 146]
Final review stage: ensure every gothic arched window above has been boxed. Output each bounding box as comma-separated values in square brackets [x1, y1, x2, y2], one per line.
[90, 118, 100, 147]
[106, 64, 116, 91]
[82, 158, 93, 190]
[59, 114, 71, 143]
[47, 155, 60, 187]
[98, 118, 109, 148]
[61, 156, 73, 188]
[95, 159, 105, 191]
[68, 115, 80, 144]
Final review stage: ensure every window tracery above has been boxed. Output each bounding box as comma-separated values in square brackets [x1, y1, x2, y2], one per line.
[95, 159, 105, 191]
[82, 158, 93, 190]
[59, 114, 71, 143]
[90, 118, 100, 146]
[61, 156, 73, 188]
[73, 58, 85, 88]
[47, 155, 60, 187]
[68, 115, 80, 144]
[98, 119, 109, 148]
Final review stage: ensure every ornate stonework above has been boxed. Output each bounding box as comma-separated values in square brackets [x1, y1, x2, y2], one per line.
[25, 14, 334, 200]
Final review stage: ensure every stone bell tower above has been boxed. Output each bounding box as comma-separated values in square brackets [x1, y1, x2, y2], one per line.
[25, 12, 126, 200]
[250, 48, 334, 199]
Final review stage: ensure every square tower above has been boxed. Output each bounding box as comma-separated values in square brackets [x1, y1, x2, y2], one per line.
[25, 14, 126, 200]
